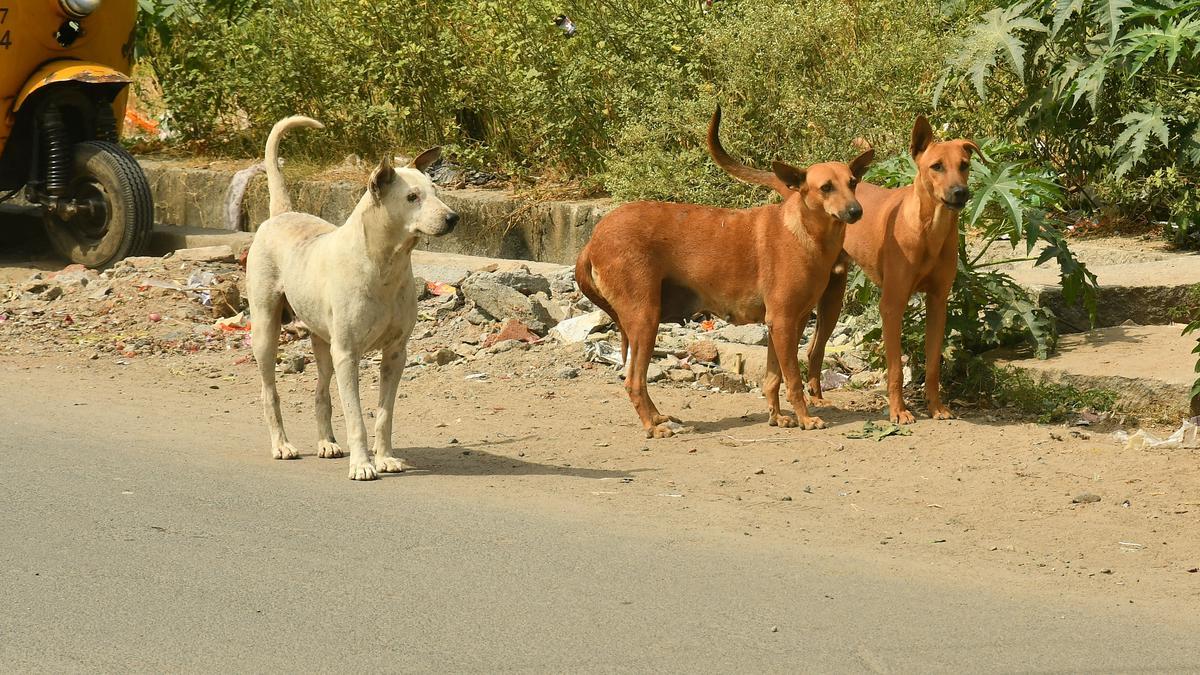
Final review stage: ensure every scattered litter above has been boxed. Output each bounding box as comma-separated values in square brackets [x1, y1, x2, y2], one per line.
[1119, 541, 1145, 550]
[843, 421, 913, 441]
[584, 340, 623, 366]
[214, 312, 250, 332]
[464, 373, 488, 381]
[1113, 418, 1200, 450]
[1072, 493, 1101, 504]
[426, 281, 457, 296]
[662, 420, 693, 435]
[820, 368, 849, 391]
[657, 493, 683, 498]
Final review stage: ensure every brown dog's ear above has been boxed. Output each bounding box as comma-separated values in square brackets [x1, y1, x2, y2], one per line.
[369, 155, 396, 201]
[910, 115, 934, 159]
[771, 161, 807, 191]
[961, 139, 984, 163]
[849, 148, 875, 181]
[409, 146, 442, 174]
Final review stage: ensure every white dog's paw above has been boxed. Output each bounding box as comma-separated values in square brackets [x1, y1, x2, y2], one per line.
[317, 440, 344, 459]
[374, 456, 407, 473]
[272, 442, 301, 460]
[348, 460, 379, 481]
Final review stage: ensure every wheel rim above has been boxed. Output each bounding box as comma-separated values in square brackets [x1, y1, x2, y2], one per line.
[46, 177, 112, 245]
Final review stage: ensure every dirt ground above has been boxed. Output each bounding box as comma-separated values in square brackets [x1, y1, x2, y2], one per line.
[4, 332, 1199, 612]
[2, 242, 1198, 615]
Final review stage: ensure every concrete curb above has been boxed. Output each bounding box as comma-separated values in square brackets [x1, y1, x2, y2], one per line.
[140, 159, 613, 265]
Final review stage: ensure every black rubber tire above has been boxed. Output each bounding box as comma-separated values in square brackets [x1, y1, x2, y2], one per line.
[43, 141, 154, 268]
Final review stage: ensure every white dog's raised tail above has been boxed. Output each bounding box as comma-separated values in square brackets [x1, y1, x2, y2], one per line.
[264, 116, 324, 217]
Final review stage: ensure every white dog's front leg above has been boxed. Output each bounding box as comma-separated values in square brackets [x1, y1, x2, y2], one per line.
[331, 345, 376, 481]
[372, 344, 408, 473]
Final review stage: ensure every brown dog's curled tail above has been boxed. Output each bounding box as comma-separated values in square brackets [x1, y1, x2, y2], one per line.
[707, 106, 790, 198]
[265, 116, 324, 218]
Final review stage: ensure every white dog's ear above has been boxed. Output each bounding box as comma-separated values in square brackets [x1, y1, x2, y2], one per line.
[409, 147, 441, 174]
[369, 156, 396, 201]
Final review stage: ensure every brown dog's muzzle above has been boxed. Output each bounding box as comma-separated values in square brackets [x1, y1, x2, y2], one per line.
[944, 185, 970, 210]
[840, 202, 863, 224]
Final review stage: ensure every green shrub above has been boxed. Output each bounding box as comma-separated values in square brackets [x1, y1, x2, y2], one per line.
[936, 0, 1200, 247]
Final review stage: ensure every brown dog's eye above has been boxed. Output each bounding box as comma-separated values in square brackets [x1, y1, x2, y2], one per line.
[931, 162, 944, 172]
[820, 183, 833, 193]
[849, 179, 858, 189]
[960, 161, 970, 171]
[407, 192, 419, 203]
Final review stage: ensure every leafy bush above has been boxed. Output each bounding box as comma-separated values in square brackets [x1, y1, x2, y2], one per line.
[936, 0, 1200, 247]
[138, 0, 981, 201]
[139, 0, 710, 187]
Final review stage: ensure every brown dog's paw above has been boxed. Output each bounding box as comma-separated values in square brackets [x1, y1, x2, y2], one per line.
[652, 414, 682, 425]
[769, 413, 798, 428]
[798, 416, 826, 430]
[807, 396, 833, 408]
[929, 405, 954, 420]
[891, 409, 917, 425]
[645, 424, 675, 439]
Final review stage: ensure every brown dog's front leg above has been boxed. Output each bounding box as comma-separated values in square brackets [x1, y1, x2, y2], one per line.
[767, 316, 825, 430]
[880, 293, 915, 424]
[923, 288, 954, 420]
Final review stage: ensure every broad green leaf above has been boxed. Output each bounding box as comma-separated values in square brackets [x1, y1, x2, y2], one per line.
[1112, 104, 1170, 176]
[1091, 0, 1133, 47]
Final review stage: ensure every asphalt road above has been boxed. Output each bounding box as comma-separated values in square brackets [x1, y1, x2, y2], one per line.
[1, 364, 1199, 673]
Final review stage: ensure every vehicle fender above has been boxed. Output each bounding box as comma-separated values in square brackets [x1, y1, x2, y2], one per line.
[14, 60, 131, 112]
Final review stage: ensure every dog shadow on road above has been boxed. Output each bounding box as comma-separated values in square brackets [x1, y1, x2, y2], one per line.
[692, 404, 884, 435]
[388, 441, 638, 480]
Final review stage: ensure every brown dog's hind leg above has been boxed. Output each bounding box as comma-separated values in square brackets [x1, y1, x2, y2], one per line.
[623, 315, 676, 438]
[806, 264, 848, 406]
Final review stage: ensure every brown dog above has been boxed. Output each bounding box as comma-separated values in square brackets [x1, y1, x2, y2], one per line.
[576, 107, 873, 438]
[804, 116, 979, 424]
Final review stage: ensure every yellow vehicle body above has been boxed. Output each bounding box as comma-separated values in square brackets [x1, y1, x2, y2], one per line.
[0, 0, 136, 146]
[0, 0, 152, 269]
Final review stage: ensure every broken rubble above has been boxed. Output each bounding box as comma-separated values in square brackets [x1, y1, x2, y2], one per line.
[550, 310, 612, 343]
[686, 340, 720, 364]
[713, 324, 769, 346]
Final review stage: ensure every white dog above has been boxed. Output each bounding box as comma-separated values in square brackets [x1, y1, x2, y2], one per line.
[246, 116, 457, 480]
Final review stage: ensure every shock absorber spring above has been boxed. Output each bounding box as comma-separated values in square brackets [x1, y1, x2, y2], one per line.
[95, 104, 118, 143]
[41, 106, 71, 197]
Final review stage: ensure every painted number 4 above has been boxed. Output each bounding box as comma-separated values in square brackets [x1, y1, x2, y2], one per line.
[0, 8, 8, 50]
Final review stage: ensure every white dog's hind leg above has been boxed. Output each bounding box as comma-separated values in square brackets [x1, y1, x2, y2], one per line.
[331, 344, 377, 481]
[311, 335, 344, 459]
[251, 293, 300, 460]
[372, 343, 408, 473]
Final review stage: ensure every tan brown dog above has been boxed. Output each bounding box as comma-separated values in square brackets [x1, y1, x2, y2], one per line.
[804, 116, 979, 424]
[576, 107, 873, 438]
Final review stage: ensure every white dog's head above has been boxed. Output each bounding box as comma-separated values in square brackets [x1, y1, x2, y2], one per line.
[367, 147, 458, 237]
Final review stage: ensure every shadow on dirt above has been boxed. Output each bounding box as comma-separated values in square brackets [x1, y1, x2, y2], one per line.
[389, 443, 637, 480]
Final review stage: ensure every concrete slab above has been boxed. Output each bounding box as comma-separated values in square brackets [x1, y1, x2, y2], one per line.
[1007, 256, 1200, 332]
[991, 324, 1198, 421]
[148, 226, 253, 256]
